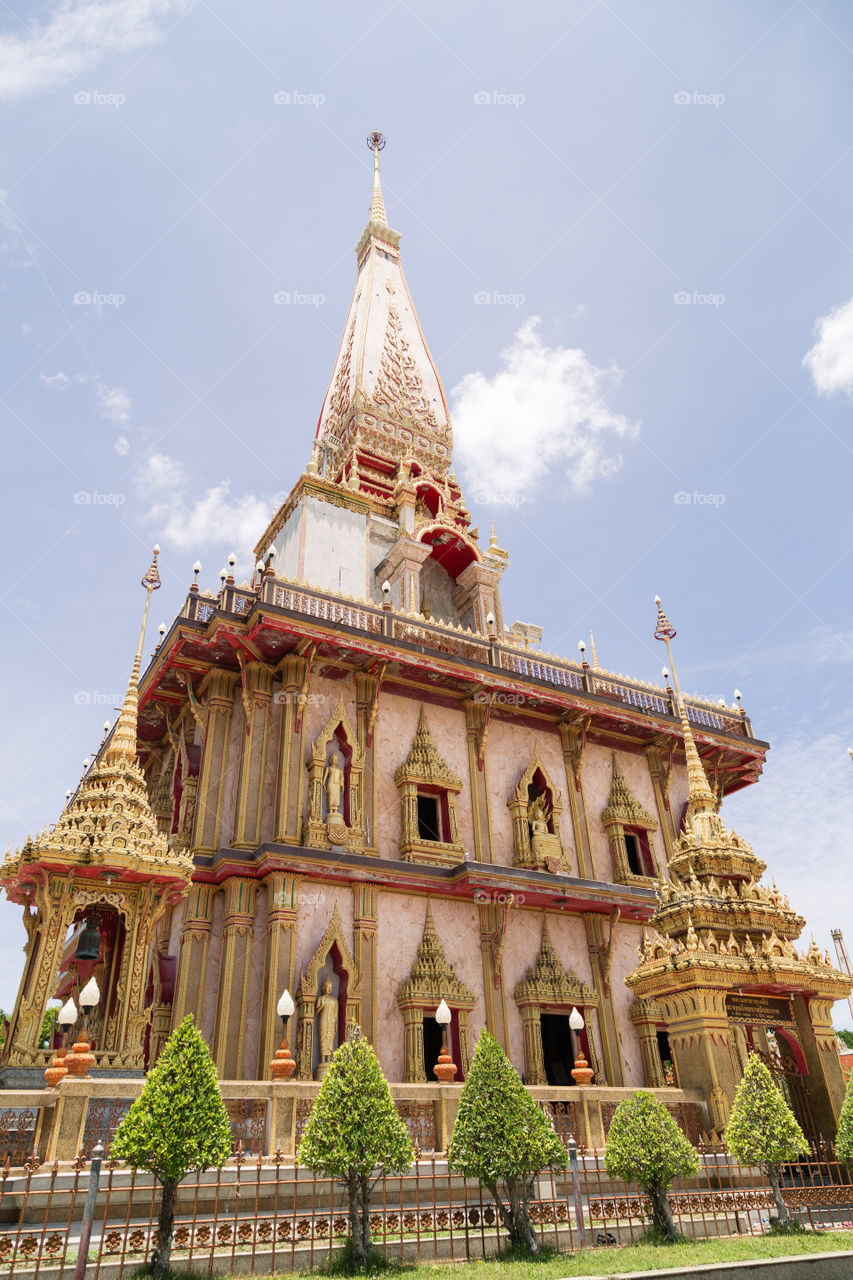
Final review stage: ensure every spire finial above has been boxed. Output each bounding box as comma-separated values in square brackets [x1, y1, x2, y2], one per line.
[589, 631, 599, 669]
[105, 546, 162, 765]
[367, 131, 387, 226]
[652, 595, 716, 817]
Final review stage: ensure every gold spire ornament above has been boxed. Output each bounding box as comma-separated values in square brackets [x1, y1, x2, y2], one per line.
[653, 596, 717, 821]
[105, 546, 161, 766]
[367, 131, 387, 225]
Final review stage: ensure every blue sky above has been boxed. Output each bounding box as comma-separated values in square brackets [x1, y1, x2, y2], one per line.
[1, 1, 853, 1024]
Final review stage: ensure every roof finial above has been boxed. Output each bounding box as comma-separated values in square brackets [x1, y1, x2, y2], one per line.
[105, 546, 162, 765]
[367, 131, 387, 226]
[589, 631, 599, 669]
[652, 595, 716, 817]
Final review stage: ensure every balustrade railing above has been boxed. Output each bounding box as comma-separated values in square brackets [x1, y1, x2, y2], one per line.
[180, 580, 751, 739]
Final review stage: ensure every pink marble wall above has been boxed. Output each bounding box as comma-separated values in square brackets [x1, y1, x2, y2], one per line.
[373, 691, 474, 859]
[582, 742, 619, 881]
[484, 718, 573, 868]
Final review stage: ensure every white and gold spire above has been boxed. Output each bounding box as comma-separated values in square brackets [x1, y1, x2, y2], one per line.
[315, 133, 452, 473]
[368, 130, 387, 225]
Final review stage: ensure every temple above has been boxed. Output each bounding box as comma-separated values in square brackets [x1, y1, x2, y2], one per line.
[1, 134, 849, 1149]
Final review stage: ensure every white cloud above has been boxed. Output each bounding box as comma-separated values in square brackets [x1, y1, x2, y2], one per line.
[0, 1, 194, 100]
[803, 296, 853, 397]
[135, 452, 271, 555]
[39, 370, 71, 390]
[114, 435, 130, 456]
[451, 317, 638, 506]
[725, 730, 853, 1030]
[97, 383, 131, 423]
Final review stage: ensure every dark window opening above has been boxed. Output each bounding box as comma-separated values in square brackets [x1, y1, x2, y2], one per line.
[540, 1013, 575, 1086]
[625, 828, 654, 877]
[417, 794, 441, 842]
[422, 1017, 444, 1081]
[657, 1029, 675, 1084]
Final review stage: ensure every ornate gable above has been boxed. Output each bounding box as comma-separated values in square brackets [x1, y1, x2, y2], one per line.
[602, 753, 656, 830]
[395, 707, 462, 791]
[397, 904, 475, 1009]
[514, 918, 597, 1008]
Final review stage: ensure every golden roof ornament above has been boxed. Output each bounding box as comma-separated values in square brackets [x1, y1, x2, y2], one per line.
[653, 596, 719, 824]
[105, 545, 161, 766]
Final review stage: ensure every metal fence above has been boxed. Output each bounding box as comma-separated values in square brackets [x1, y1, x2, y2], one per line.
[1, 1142, 852, 1278]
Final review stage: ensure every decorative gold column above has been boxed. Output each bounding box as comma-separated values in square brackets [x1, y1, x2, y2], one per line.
[401, 1007, 427, 1082]
[150, 746, 176, 835]
[259, 871, 300, 1078]
[464, 696, 494, 862]
[792, 994, 848, 1138]
[213, 876, 258, 1078]
[559, 716, 595, 879]
[171, 773, 199, 855]
[582, 910, 624, 1086]
[273, 651, 311, 845]
[194, 671, 238, 854]
[172, 882, 216, 1028]
[355, 668, 384, 853]
[2, 875, 75, 1064]
[519, 1005, 546, 1085]
[630, 998, 665, 1087]
[233, 660, 275, 850]
[478, 899, 509, 1049]
[353, 883, 379, 1045]
[116, 882, 171, 1063]
[646, 742, 677, 862]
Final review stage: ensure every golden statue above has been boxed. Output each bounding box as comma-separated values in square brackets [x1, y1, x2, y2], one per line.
[527, 793, 551, 836]
[316, 978, 339, 1063]
[323, 753, 345, 819]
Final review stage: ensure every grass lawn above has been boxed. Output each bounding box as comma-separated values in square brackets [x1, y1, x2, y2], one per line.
[288, 1232, 853, 1279]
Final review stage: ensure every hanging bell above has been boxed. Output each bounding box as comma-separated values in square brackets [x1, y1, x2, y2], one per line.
[74, 913, 102, 961]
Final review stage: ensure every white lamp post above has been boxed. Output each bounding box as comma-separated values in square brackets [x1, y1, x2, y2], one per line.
[270, 988, 297, 1080]
[569, 1007, 594, 1085]
[67, 978, 100, 1078]
[44, 998, 79, 1088]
